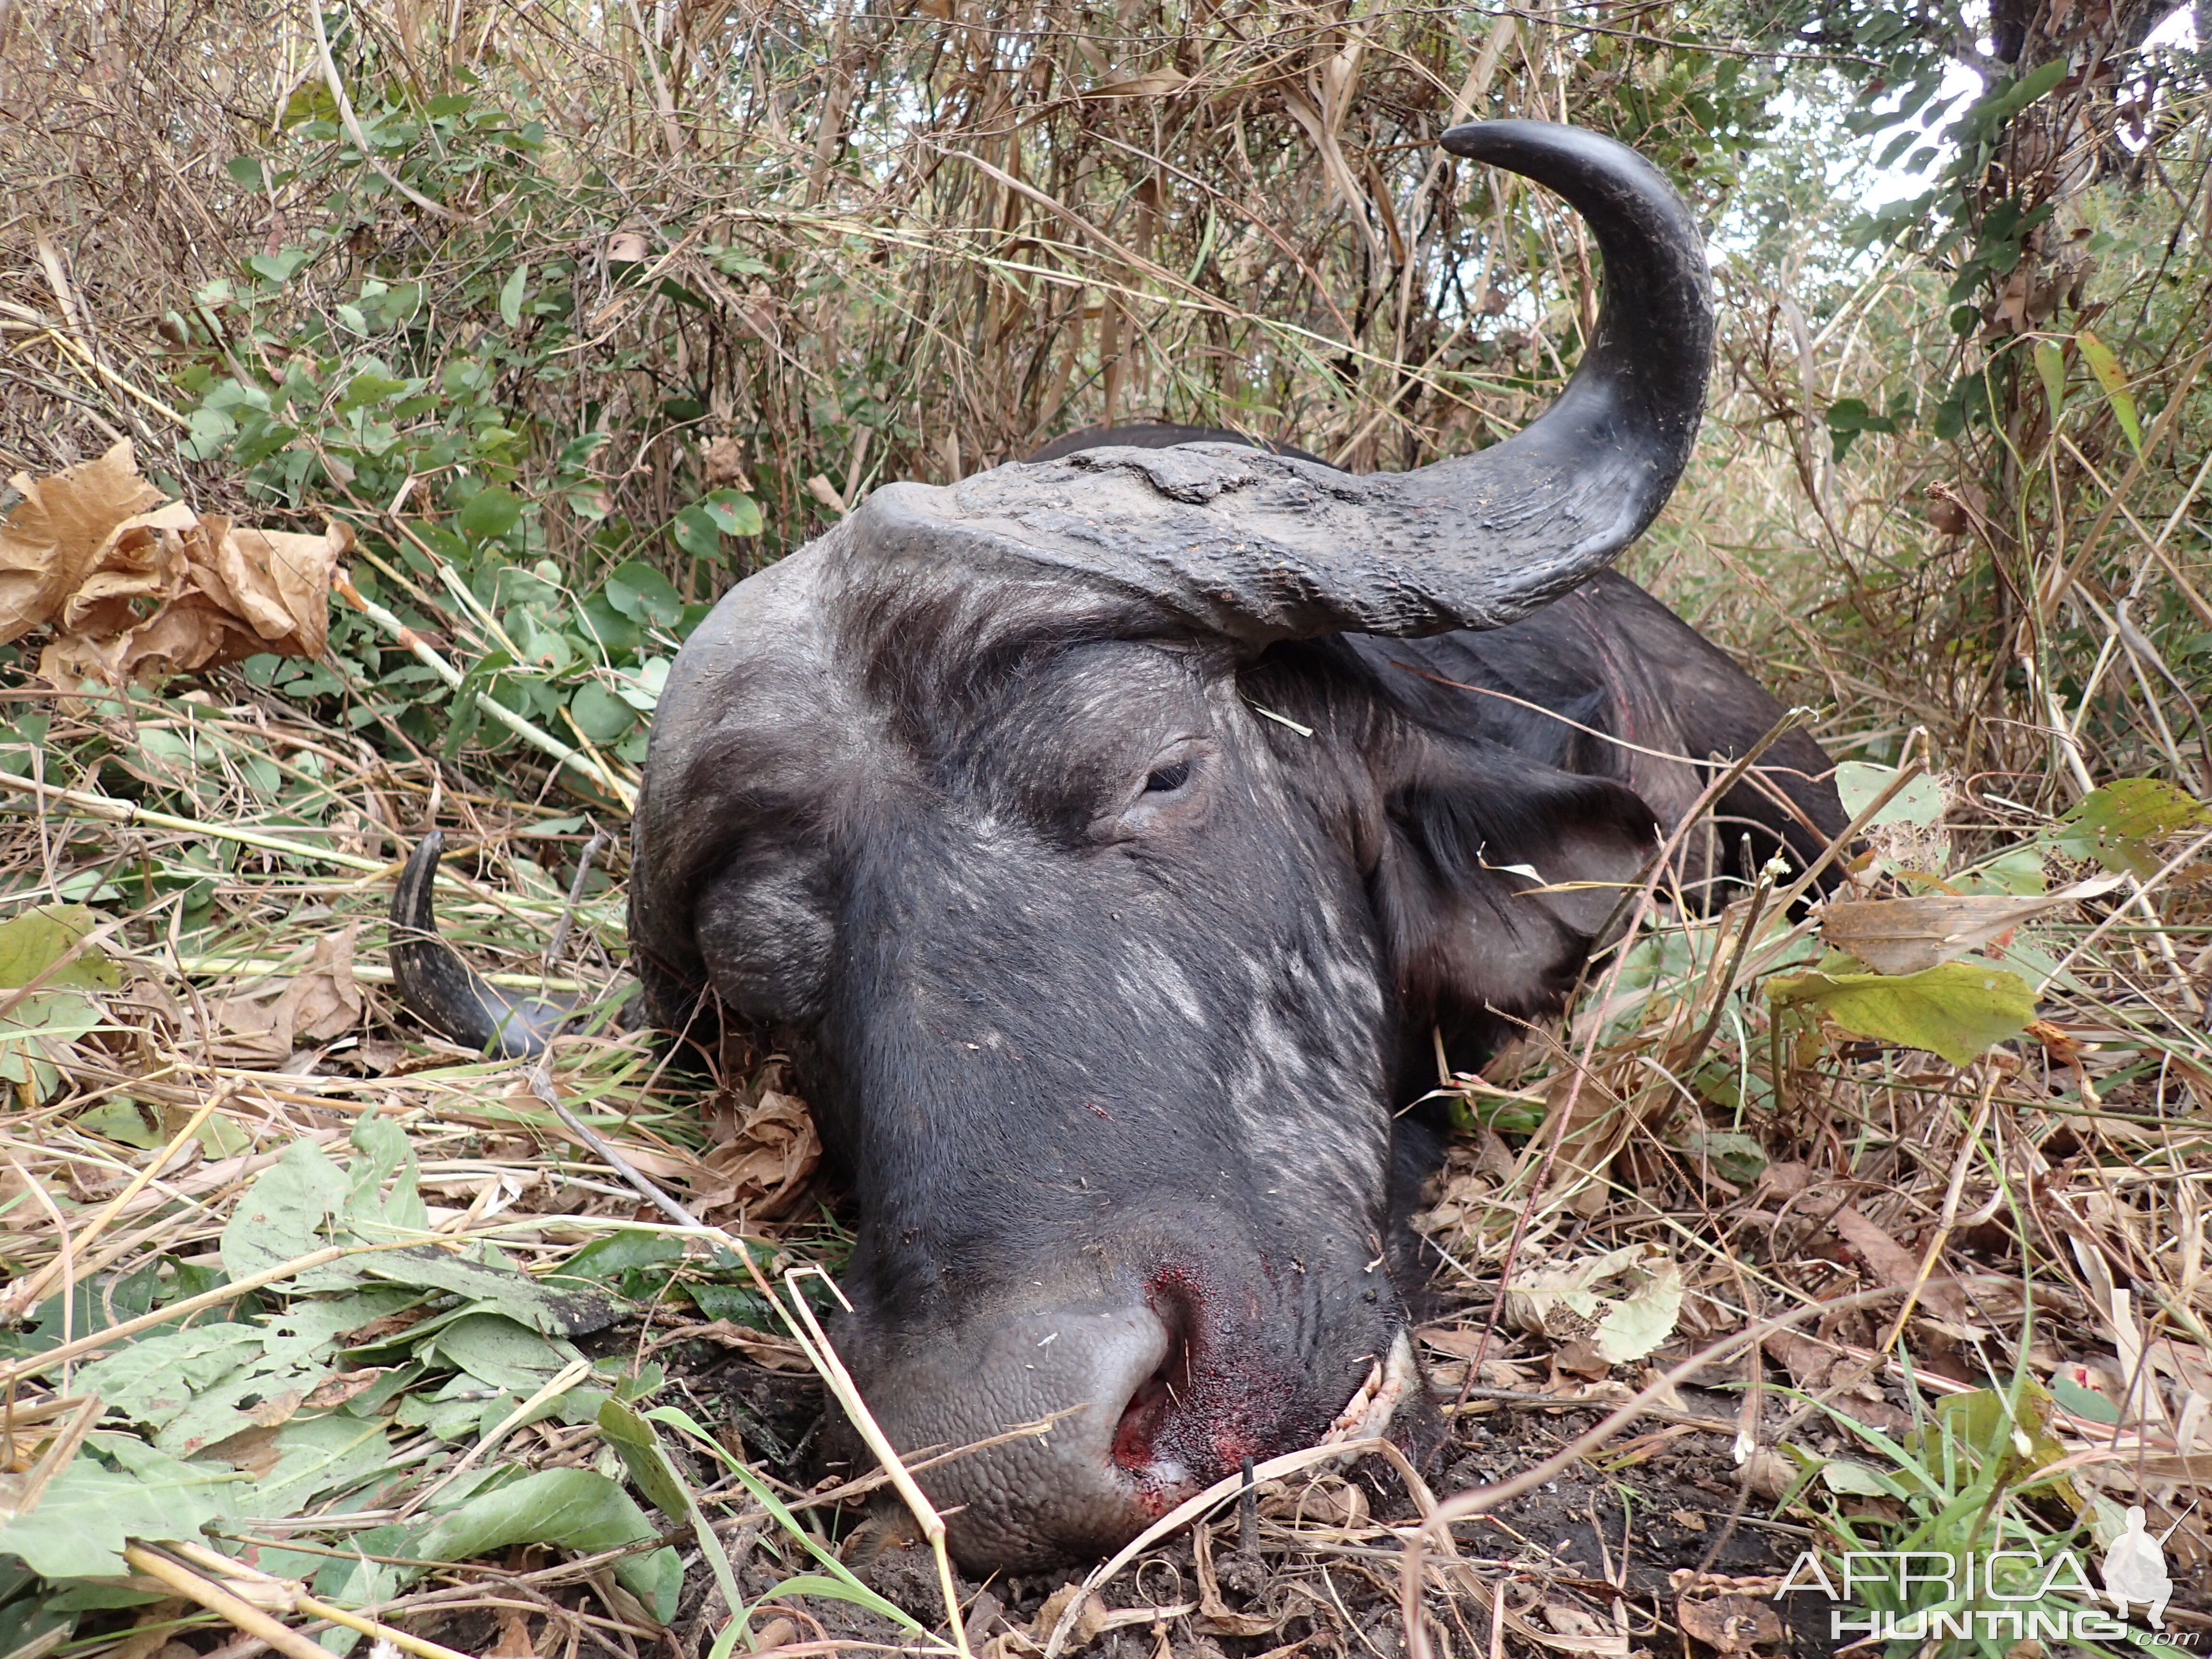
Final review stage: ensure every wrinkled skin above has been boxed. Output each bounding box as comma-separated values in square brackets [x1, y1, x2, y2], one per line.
[627, 515, 1844, 1570]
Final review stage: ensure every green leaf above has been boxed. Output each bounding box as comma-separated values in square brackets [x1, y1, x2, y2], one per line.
[79, 1293, 410, 1455]
[567, 682, 638, 744]
[1834, 763, 1946, 829]
[555, 1230, 687, 1283]
[360, 1248, 619, 1335]
[0, 1444, 239, 1577]
[2077, 331, 2142, 456]
[72, 1099, 170, 1149]
[499, 264, 529, 329]
[237, 1415, 397, 1522]
[1768, 960, 2037, 1067]
[686, 1283, 773, 1326]
[337, 371, 409, 412]
[457, 486, 524, 541]
[700, 490, 763, 538]
[605, 560, 683, 629]
[670, 504, 721, 560]
[2051, 1370, 2121, 1425]
[2053, 778, 2211, 876]
[596, 1400, 691, 1519]
[0, 905, 118, 990]
[220, 1140, 356, 1286]
[429, 1311, 577, 1392]
[1822, 397, 1896, 462]
[1820, 1460, 1907, 1499]
[414, 1469, 678, 1620]
[1678, 1128, 1767, 1185]
[2033, 338, 2066, 416]
[74, 1325, 271, 1429]
[226, 156, 267, 190]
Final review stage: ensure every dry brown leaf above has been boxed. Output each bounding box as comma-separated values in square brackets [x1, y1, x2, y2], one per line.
[1083, 70, 1192, 97]
[487, 1607, 537, 1659]
[302, 1368, 385, 1409]
[1, 441, 350, 693]
[1192, 1524, 1281, 1637]
[1764, 1329, 1839, 1391]
[1674, 1592, 1782, 1654]
[1830, 1205, 1970, 1321]
[701, 1088, 822, 1216]
[202, 1423, 285, 1478]
[0, 442, 168, 639]
[1752, 1160, 1814, 1202]
[1418, 1323, 1491, 1360]
[700, 435, 748, 489]
[1539, 1601, 1625, 1658]
[1030, 1585, 1109, 1650]
[205, 925, 363, 1062]
[1817, 876, 2123, 974]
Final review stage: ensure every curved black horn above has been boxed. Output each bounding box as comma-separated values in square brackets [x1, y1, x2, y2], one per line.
[389, 832, 569, 1059]
[845, 119, 1711, 641]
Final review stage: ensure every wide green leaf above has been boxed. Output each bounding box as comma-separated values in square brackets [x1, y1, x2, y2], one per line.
[457, 486, 524, 540]
[235, 1415, 397, 1521]
[0, 1445, 239, 1578]
[429, 1311, 577, 1392]
[414, 1468, 678, 1620]
[568, 681, 638, 744]
[1833, 763, 1945, 829]
[1768, 960, 2036, 1066]
[700, 490, 762, 538]
[220, 1139, 356, 1285]
[2054, 778, 2211, 876]
[670, 503, 722, 560]
[597, 1399, 690, 1519]
[0, 905, 119, 991]
[361, 1248, 617, 1335]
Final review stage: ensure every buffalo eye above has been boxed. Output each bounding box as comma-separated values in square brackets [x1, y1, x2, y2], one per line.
[1144, 760, 1191, 793]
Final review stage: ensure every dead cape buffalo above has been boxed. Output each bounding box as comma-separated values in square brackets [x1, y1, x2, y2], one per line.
[392, 120, 1847, 1571]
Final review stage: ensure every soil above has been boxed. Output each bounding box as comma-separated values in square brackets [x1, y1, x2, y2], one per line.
[416, 1343, 1858, 1659]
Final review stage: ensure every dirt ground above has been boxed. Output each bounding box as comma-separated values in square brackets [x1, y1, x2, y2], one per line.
[398, 1334, 1870, 1659]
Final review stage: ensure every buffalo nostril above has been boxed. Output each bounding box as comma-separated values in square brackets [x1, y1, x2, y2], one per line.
[1110, 1367, 1174, 1469]
[1110, 1293, 1194, 1478]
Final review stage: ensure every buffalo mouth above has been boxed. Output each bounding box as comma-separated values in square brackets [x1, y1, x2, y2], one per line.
[1321, 1328, 1415, 1448]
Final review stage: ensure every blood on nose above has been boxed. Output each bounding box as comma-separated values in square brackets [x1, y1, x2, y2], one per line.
[1108, 1274, 1205, 1487]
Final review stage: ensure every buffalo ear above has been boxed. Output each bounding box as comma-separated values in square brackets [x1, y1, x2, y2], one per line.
[1370, 734, 1657, 1032]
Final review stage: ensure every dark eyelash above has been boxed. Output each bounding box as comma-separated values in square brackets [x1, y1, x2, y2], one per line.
[1143, 760, 1191, 793]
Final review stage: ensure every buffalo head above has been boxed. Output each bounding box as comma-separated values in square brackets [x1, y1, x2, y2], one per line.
[397, 123, 1818, 1569]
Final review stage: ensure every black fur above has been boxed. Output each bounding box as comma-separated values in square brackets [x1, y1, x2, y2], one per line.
[607, 428, 1848, 1570]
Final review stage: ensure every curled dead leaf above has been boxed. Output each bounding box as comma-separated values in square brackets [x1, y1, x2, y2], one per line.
[202, 925, 364, 1064]
[1829, 1204, 1969, 1321]
[1083, 70, 1192, 97]
[1817, 876, 2122, 975]
[700, 435, 748, 490]
[1504, 1243, 1683, 1365]
[700, 1088, 822, 1218]
[3, 441, 350, 693]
